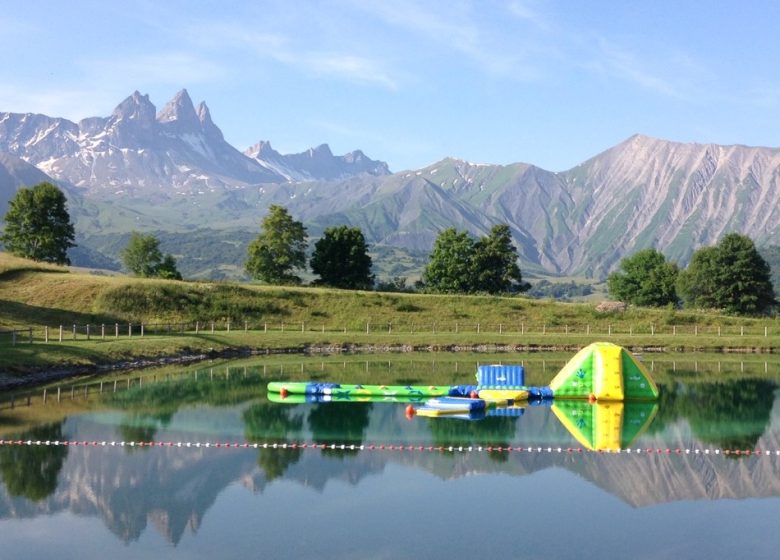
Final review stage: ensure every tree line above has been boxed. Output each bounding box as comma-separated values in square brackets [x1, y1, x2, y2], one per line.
[607, 234, 776, 314]
[244, 205, 530, 294]
[0, 185, 528, 293]
[1, 182, 776, 313]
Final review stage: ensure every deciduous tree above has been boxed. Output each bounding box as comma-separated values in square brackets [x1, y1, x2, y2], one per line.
[422, 228, 476, 293]
[0, 182, 75, 264]
[678, 233, 775, 314]
[310, 225, 374, 289]
[121, 232, 181, 279]
[245, 205, 307, 284]
[471, 224, 528, 294]
[607, 248, 678, 306]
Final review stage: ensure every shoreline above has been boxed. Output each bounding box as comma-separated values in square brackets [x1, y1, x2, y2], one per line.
[1, 340, 775, 392]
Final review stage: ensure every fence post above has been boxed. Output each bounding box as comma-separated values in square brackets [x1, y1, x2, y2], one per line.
[477, 323, 480, 334]
[59, 325, 63, 342]
[73, 324, 76, 340]
[673, 325, 676, 336]
[264, 322, 267, 333]
[101, 324, 105, 339]
[227, 321, 230, 333]
[86, 324, 90, 340]
[245, 321, 248, 333]
[12, 330, 16, 346]
[129, 323, 132, 337]
[587, 324, 590, 335]
[211, 322, 215, 334]
[651, 324, 654, 336]
[499, 323, 503, 334]
[115, 323, 119, 338]
[741, 326, 744, 336]
[141, 323, 144, 337]
[765, 326, 768, 337]
[366, 322, 370, 334]
[45, 326, 49, 343]
[608, 324, 611, 336]
[196, 321, 200, 334]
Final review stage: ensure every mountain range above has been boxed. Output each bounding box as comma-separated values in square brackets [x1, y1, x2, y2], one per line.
[2, 89, 780, 279]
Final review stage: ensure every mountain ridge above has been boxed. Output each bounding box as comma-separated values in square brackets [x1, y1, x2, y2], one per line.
[2, 91, 780, 278]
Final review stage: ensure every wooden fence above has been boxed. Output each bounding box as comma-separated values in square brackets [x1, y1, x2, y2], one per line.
[2, 320, 780, 345]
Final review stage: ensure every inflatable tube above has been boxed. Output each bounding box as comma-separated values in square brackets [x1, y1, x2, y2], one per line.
[267, 381, 451, 398]
[415, 407, 487, 419]
[478, 389, 529, 401]
[267, 391, 428, 404]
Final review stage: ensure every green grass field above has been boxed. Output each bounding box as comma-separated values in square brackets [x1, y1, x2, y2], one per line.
[2, 251, 779, 377]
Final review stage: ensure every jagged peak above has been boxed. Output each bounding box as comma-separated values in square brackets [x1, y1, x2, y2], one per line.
[309, 143, 333, 157]
[157, 89, 199, 126]
[195, 101, 225, 141]
[111, 91, 156, 122]
[244, 140, 279, 159]
[196, 101, 212, 125]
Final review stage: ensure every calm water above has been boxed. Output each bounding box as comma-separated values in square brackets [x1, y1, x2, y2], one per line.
[1, 353, 780, 559]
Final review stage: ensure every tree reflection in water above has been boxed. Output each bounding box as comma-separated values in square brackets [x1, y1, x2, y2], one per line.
[243, 403, 304, 480]
[308, 402, 373, 457]
[0, 422, 68, 501]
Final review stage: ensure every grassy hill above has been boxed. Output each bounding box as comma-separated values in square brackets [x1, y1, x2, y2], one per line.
[1, 251, 779, 376]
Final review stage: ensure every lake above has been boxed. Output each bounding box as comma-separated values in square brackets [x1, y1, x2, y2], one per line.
[1, 352, 779, 559]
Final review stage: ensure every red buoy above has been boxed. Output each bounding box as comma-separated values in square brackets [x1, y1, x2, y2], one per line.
[405, 405, 415, 419]
[588, 393, 597, 403]
[469, 390, 479, 399]
[280, 388, 288, 399]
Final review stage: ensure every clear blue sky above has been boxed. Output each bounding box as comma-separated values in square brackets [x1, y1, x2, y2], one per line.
[2, 1, 779, 172]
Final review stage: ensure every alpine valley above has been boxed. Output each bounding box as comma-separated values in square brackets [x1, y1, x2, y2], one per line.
[2, 89, 780, 280]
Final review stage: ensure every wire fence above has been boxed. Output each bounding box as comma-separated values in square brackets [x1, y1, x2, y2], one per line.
[1, 320, 780, 345]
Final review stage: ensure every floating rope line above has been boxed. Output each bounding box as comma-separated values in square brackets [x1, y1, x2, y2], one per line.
[0, 439, 777, 457]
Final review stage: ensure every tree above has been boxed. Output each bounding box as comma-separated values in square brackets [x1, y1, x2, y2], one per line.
[0, 182, 75, 264]
[121, 232, 182, 279]
[422, 228, 476, 293]
[471, 224, 528, 294]
[607, 248, 679, 306]
[245, 205, 307, 284]
[677, 246, 720, 309]
[422, 225, 529, 294]
[310, 225, 374, 289]
[678, 233, 775, 314]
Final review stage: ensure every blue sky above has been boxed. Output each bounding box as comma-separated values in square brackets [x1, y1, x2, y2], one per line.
[2, 0, 779, 172]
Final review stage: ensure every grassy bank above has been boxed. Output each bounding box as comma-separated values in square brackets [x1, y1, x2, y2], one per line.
[2, 252, 780, 377]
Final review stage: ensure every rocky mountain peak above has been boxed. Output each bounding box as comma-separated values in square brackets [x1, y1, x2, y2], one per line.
[196, 101, 224, 141]
[244, 140, 278, 160]
[110, 90, 156, 126]
[309, 143, 333, 158]
[157, 89, 200, 132]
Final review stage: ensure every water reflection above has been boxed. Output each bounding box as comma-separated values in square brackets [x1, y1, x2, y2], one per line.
[0, 422, 67, 501]
[551, 400, 658, 451]
[0, 355, 779, 549]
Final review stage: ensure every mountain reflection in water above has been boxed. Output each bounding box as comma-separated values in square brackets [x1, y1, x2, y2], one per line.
[0, 358, 779, 548]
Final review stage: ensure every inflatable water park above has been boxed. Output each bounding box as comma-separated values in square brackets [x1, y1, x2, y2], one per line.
[267, 342, 660, 450]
